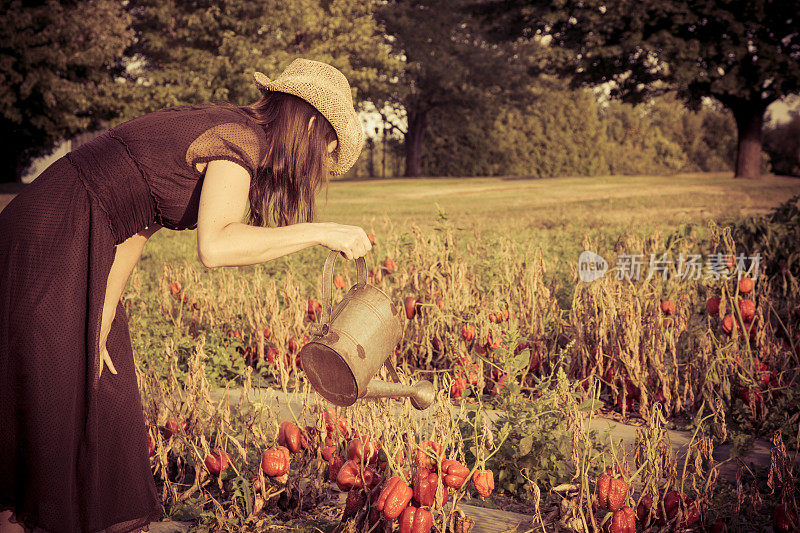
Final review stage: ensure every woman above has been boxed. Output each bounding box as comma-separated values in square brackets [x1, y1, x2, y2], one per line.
[0, 58, 371, 533]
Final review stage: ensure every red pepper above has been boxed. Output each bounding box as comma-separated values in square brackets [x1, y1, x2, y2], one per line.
[527, 350, 541, 374]
[597, 470, 611, 505]
[467, 365, 480, 385]
[394, 449, 405, 468]
[606, 506, 636, 533]
[377, 476, 414, 520]
[472, 469, 494, 498]
[774, 503, 799, 532]
[323, 408, 349, 440]
[342, 489, 366, 522]
[204, 448, 230, 477]
[489, 372, 508, 396]
[261, 446, 291, 477]
[336, 459, 378, 492]
[636, 493, 653, 525]
[327, 455, 345, 482]
[308, 299, 322, 321]
[450, 377, 467, 398]
[514, 341, 531, 354]
[163, 417, 188, 439]
[413, 468, 447, 507]
[706, 296, 721, 316]
[368, 470, 384, 491]
[399, 505, 433, 533]
[336, 459, 361, 491]
[656, 491, 699, 527]
[321, 436, 336, 463]
[414, 440, 442, 470]
[441, 459, 470, 489]
[461, 324, 476, 341]
[683, 495, 701, 527]
[624, 377, 641, 401]
[347, 436, 381, 464]
[278, 421, 306, 453]
[657, 490, 681, 524]
[484, 329, 502, 351]
[596, 468, 628, 511]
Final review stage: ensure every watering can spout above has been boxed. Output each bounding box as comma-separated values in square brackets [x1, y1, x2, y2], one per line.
[362, 378, 436, 410]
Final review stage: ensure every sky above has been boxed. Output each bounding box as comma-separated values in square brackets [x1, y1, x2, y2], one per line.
[766, 98, 800, 125]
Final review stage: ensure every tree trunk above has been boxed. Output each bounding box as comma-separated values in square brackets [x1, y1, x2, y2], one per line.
[404, 108, 429, 177]
[731, 100, 767, 179]
[367, 138, 375, 178]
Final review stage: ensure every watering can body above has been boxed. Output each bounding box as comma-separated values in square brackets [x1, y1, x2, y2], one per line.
[299, 250, 434, 409]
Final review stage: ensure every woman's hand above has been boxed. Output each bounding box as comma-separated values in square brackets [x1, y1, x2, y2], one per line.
[315, 222, 373, 260]
[99, 343, 118, 378]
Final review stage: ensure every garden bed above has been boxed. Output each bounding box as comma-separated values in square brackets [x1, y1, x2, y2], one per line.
[128, 196, 800, 531]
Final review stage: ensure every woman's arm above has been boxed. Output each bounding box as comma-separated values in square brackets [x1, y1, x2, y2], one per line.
[196, 160, 371, 267]
[200, 221, 321, 267]
[196, 160, 318, 267]
[99, 224, 162, 351]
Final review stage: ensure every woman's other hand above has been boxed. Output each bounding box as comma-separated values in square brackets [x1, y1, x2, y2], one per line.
[99, 344, 117, 378]
[316, 222, 372, 260]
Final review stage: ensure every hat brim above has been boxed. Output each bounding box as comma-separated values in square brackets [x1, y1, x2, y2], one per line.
[253, 71, 363, 176]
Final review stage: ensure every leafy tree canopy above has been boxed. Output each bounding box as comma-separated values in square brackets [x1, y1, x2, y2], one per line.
[468, 0, 800, 177]
[122, 0, 403, 116]
[470, 0, 800, 109]
[0, 0, 134, 181]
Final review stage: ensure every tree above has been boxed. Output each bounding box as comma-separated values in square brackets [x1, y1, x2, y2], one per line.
[764, 108, 800, 176]
[469, 0, 800, 178]
[375, 0, 543, 177]
[122, 0, 403, 123]
[0, 0, 135, 182]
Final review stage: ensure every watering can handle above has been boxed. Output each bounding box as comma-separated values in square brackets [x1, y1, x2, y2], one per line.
[320, 250, 367, 326]
[383, 358, 403, 383]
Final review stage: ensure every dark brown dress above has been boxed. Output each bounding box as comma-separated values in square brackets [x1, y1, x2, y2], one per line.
[0, 105, 268, 533]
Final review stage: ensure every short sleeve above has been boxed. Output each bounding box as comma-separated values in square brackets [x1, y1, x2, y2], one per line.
[185, 122, 263, 178]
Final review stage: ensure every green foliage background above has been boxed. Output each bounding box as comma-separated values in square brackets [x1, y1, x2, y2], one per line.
[764, 111, 800, 177]
[4, 0, 797, 181]
[422, 87, 739, 177]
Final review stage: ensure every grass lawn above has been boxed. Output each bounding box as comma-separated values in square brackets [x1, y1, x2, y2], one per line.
[318, 171, 799, 234]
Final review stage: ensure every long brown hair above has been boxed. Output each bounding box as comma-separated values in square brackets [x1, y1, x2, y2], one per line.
[178, 92, 338, 227]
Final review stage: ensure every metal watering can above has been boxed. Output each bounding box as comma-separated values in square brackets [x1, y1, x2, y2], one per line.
[299, 250, 435, 410]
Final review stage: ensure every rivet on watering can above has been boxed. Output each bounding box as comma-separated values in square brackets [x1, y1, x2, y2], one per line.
[357, 344, 366, 360]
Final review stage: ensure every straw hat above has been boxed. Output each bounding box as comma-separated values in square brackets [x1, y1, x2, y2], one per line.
[254, 58, 365, 176]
